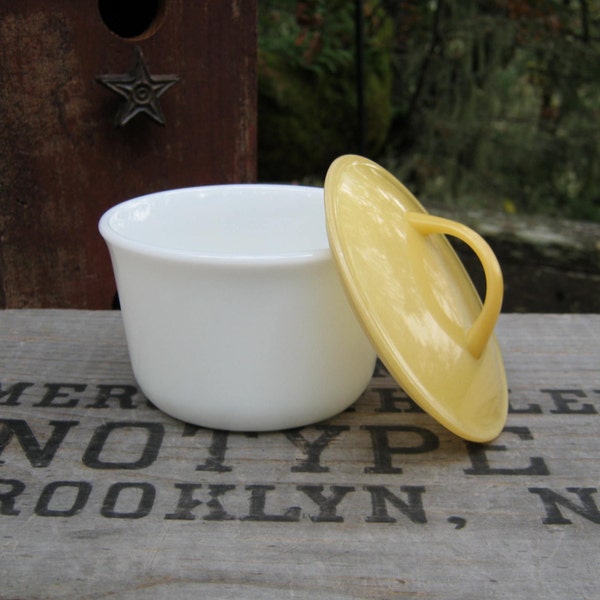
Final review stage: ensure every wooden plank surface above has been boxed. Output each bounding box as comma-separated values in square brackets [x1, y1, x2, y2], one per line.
[0, 310, 599, 599]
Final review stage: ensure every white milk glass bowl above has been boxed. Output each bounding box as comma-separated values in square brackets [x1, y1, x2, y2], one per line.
[99, 184, 377, 431]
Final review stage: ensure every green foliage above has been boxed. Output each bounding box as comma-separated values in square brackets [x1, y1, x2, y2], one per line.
[258, 0, 600, 221]
[258, 0, 394, 181]
[260, 0, 355, 76]
[383, 0, 600, 221]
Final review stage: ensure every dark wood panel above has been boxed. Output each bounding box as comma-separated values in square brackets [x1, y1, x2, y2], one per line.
[0, 1, 257, 308]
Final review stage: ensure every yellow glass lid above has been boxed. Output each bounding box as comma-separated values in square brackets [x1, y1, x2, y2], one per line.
[324, 155, 508, 442]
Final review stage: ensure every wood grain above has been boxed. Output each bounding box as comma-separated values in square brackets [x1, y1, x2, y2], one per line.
[0, 2, 257, 309]
[0, 311, 599, 598]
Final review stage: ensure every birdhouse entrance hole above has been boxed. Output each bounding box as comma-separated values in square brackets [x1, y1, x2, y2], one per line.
[98, 0, 166, 40]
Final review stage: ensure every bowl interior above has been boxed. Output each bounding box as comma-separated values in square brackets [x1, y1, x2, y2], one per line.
[101, 184, 329, 259]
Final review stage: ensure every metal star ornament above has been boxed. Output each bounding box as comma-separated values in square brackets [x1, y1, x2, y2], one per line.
[97, 47, 179, 126]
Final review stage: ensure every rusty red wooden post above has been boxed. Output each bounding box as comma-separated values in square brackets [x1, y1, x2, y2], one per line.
[0, 1, 257, 308]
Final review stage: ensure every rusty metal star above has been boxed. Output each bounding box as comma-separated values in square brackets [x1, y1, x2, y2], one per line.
[97, 47, 178, 127]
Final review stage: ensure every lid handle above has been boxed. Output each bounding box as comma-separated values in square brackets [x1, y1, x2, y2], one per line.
[406, 212, 503, 359]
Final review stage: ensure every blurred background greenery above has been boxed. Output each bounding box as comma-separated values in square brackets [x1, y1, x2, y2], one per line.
[257, 0, 600, 222]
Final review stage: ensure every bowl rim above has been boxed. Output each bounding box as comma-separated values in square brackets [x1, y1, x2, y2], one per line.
[98, 183, 332, 266]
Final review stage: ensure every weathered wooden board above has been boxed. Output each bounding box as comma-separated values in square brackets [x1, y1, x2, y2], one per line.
[0, 2, 256, 309]
[0, 311, 599, 599]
